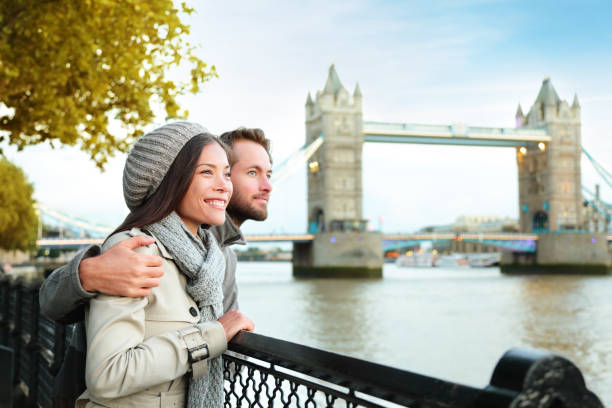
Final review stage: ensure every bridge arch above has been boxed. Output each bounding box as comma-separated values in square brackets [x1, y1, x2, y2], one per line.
[532, 211, 549, 233]
[308, 207, 325, 233]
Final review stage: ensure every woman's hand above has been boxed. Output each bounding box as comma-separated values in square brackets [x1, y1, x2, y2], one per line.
[218, 310, 254, 342]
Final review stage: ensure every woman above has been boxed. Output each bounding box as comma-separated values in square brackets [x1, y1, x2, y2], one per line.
[76, 122, 254, 408]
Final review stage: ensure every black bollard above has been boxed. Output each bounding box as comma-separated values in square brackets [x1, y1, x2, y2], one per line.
[478, 348, 604, 408]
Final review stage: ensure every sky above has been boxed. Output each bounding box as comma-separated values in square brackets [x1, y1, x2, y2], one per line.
[3, 0, 612, 235]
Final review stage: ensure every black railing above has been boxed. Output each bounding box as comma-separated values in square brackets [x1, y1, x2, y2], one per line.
[0, 275, 605, 408]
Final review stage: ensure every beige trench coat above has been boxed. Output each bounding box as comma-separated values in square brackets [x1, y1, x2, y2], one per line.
[76, 228, 227, 408]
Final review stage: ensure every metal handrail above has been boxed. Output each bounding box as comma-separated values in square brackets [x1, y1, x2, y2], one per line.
[227, 331, 506, 407]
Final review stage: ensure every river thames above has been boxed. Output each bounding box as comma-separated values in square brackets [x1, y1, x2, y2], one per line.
[236, 261, 611, 405]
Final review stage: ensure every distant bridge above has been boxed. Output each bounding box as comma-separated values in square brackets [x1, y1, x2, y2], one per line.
[36, 233, 612, 252]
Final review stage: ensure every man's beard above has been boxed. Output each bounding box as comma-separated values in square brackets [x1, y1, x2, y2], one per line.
[227, 189, 268, 224]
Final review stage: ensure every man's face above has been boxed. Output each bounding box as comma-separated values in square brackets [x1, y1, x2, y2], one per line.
[226, 139, 273, 224]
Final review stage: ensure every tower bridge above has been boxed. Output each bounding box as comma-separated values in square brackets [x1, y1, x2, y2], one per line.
[295, 65, 611, 276]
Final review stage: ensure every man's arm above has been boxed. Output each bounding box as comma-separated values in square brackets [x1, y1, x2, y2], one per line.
[40, 245, 100, 324]
[39, 235, 164, 324]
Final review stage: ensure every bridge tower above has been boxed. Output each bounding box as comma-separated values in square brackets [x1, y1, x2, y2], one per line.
[516, 78, 583, 232]
[293, 65, 383, 277]
[305, 64, 364, 232]
[503, 79, 609, 273]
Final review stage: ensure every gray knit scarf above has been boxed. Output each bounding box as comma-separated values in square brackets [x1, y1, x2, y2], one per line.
[147, 211, 226, 408]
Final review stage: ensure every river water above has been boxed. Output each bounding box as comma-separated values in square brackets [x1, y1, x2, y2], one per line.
[235, 262, 612, 405]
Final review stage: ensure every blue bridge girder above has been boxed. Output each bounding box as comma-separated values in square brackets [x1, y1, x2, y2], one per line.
[382, 233, 539, 253]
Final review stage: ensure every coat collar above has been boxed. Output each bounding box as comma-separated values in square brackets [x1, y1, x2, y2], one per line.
[129, 227, 174, 260]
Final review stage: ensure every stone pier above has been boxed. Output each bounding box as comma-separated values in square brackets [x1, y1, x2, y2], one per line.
[501, 232, 611, 274]
[293, 231, 383, 278]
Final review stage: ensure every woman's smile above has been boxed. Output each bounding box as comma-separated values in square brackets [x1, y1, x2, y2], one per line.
[203, 198, 228, 210]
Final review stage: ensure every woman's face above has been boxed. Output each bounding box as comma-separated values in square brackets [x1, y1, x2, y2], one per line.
[177, 142, 232, 234]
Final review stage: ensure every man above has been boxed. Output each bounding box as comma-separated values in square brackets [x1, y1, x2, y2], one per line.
[39, 126, 273, 405]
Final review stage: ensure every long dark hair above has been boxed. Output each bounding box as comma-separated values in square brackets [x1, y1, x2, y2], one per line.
[111, 133, 231, 236]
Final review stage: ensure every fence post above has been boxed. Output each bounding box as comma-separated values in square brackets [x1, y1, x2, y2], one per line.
[22, 281, 42, 407]
[0, 344, 14, 408]
[0, 276, 14, 408]
[0, 276, 10, 345]
[9, 278, 24, 387]
[52, 323, 66, 375]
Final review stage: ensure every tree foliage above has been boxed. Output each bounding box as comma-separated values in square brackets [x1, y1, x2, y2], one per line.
[0, 0, 216, 168]
[0, 157, 38, 251]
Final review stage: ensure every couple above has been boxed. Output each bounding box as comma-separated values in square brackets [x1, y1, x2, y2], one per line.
[39, 122, 274, 407]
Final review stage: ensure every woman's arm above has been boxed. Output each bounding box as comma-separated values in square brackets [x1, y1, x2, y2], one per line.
[84, 294, 226, 399]
[84, 231, 226, 400]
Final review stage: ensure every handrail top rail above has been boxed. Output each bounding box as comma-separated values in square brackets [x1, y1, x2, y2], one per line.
[228, 331, 507, 406]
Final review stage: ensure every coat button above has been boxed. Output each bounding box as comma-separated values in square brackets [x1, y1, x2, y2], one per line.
[189, 307, 198, 317]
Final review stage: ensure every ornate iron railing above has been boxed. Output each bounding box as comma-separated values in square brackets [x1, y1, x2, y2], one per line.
[224, 331, 603, 408]
[0, 274, 605, 408]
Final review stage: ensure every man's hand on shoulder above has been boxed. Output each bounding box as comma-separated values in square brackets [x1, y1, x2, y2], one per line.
[79, 236, 164, 297]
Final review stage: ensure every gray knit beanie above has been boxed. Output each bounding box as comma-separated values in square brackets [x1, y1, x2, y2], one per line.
[123, 121, 210, 211]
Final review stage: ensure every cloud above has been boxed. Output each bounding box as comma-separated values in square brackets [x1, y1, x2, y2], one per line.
[582, 95, 612, 103]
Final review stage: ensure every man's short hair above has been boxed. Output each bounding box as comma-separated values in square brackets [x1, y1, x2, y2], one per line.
[219, 128, 272, 163]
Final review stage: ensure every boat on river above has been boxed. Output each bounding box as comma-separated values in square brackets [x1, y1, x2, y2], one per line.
[467, 253, 501, 267]
[434, 254, 469, 267]
[395, 252, 501, 268]
[395, 253, 435, 267]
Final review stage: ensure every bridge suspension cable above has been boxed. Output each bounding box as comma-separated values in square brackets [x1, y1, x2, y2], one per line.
[270, 134, 324, 187]
[582, 147, 612, 190]
[36, 203, 114, 238]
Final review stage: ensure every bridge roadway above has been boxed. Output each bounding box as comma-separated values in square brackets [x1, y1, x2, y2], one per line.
[363, 121, 551, 147]
[36, 233, 612, 249]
